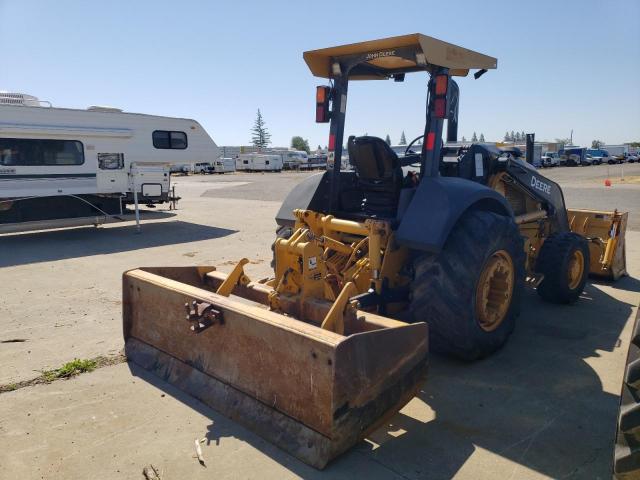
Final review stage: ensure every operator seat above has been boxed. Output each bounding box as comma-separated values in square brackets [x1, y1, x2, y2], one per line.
[440, 143, 503, 185]
[347, 136, 403, 216]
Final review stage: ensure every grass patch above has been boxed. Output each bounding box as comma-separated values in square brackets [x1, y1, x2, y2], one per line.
[0, 353, 126, 394]
[42, 358, 98, 382]
[613, 175, 640, 184]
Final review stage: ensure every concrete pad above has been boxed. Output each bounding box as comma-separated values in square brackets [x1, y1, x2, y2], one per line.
[1, 172, 638, 478]
[0, 196, 276, 385]
[0, 362, 403, 480]
[1, 232, 638, 479]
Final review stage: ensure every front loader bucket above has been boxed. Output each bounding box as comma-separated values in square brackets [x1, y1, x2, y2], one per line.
[568, 209, 628, 280]
[123, 267, 428, 469]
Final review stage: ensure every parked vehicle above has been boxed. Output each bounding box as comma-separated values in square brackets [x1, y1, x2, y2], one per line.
[195, 162, 214, 174]
[585, 149, 610, 165]
[541, 152, 559, 167]
[605, 145, 628, 164]
[268, 149, 309, 169]
[213, 157, 236, 173]
[304, 154, 328, 169]
[235, 153, 283, 172]
[170, 164, 192, 175]
[0, 91, 219, 232]
[559, 147, 590, 166]
[604, 145, 628, 157]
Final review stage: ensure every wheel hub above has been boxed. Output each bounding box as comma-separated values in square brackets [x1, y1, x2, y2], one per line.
[475, 250, 515, 332]
[567, 249, 585, 290]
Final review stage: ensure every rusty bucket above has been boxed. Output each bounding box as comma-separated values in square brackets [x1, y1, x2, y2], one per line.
[123, 266, 428, 468]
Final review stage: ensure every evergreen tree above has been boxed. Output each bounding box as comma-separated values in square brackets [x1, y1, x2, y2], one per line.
[521, 131, 526, 141]
[510, 130, 516, 142]
[479, 133, 485, 142]
[461, 136, 467, 142]
[399, 131, 407, 145]
[504, 131, 510, 142]
[250, 109, 271, 149]
[385, 134, 391, 145]
[472, 132, 478, 142]
[514, 132, 521, 142]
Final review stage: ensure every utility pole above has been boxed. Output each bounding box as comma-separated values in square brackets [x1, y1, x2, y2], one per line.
[570, 129, 573, 145]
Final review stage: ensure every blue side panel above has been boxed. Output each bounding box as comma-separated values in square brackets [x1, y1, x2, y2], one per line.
[396, 176, 513, 253]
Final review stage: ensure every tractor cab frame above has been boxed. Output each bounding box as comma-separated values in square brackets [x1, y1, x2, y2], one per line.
[305, 34, 497, 213]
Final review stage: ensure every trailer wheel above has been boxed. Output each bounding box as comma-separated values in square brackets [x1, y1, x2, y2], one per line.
[410, 210, 525, 360]
[536, 232, 590, 304]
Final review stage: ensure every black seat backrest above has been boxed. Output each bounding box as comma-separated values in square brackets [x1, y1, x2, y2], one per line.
[346, 136, 404, 217]
[440, 143, 503, 185]
[348, 136, 403, 189]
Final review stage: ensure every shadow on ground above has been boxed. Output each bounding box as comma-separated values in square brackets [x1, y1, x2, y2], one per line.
[0, 220, 237, 267]
[127, 275, 639, 479]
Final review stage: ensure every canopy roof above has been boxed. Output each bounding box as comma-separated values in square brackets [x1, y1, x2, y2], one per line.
[303, 33, 497, 80]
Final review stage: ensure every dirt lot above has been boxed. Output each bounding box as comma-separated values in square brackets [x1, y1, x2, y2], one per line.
[0, 165, 639, 479]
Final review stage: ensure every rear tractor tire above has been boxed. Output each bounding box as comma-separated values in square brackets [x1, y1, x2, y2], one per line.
[410, 210, 525, 361]
[536, 232, 590, 304]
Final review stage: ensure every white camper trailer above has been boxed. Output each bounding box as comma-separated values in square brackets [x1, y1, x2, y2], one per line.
[268, 149, 308, 169]
[0, 92, 219, 232]
[235, 153, 282, 172]
[213, 157, 235, 173]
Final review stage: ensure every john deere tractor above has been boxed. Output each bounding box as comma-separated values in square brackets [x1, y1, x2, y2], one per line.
[123, 34, 627, 468]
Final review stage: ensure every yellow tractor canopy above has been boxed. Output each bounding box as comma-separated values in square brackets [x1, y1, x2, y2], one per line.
[303, 33, 498, 79]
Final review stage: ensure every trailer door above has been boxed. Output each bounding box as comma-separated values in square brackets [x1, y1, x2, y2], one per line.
[97, 153, 127, 192]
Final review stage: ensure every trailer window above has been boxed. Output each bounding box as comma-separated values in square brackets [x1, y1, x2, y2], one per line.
[152, 130, 188, 149]
[0, 138, 84, 166]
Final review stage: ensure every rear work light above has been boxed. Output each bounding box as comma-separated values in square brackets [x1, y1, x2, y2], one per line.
[435, 74, 448, 96]
[433, 74, 449, 118]
[316, 86, 331, 123]
[434, 98, 447, 118]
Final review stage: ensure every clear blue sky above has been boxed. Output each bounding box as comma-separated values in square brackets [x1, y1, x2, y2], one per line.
[1, 0, 638, 148]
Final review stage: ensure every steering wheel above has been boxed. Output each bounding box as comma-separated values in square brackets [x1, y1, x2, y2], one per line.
[405, 135, 423, 156]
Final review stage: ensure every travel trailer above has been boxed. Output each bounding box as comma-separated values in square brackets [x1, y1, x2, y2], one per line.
[268, 149, 308, 169]
[0, 92, 219, 232]
[213, 157, 235, 173]
[235, 153, 283, 172]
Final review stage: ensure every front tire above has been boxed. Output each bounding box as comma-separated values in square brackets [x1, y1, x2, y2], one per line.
[536, 232, 590, 304]
[410, 210, 525, 360]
